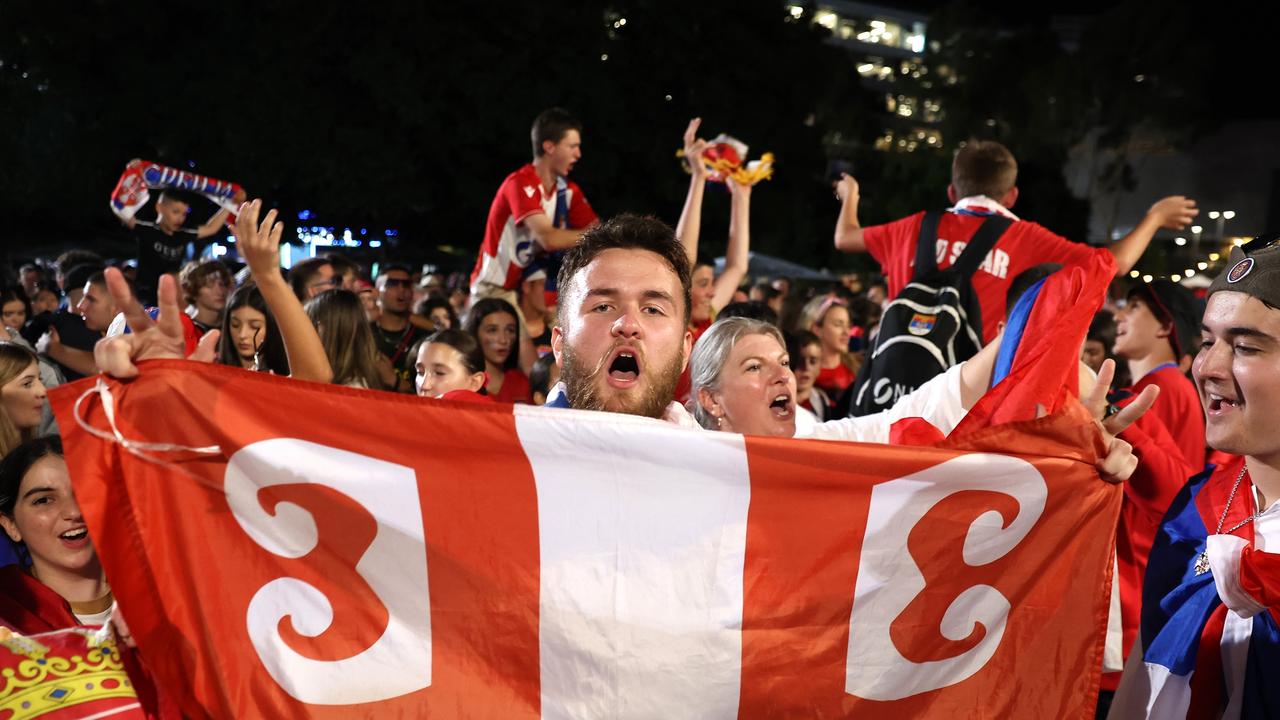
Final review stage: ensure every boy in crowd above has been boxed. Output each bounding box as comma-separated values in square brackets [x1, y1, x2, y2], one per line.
[470, 108, 598, 316]
[119, 188, 243, 304]
[1113, 279, 1205, 469]
[834, 140, 1197, 342]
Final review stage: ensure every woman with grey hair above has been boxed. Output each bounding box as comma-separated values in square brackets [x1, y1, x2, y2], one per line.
[689, 316, 994, 442]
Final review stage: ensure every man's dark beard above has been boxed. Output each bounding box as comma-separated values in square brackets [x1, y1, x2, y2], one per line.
[561, 342, 684, 419]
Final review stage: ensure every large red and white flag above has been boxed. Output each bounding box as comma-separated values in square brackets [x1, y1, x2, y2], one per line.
[49, 376, 1114, 718]
[49, 256, 1119, 718]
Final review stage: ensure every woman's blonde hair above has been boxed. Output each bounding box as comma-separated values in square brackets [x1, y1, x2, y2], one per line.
[0, 342, 40, 457]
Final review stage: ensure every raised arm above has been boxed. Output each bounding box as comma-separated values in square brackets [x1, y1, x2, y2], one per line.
[833, 173, 866, 253]
[237, 200, 334, 384]
[675, 118, 709, 266]
[195, 188, 247, 239]
[711, 178, 751, 313]
[1106, 196, 1198, 276]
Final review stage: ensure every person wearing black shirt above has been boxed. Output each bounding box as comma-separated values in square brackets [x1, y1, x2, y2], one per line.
[120, 188, 244, 304]
[370, 266, 428, 393]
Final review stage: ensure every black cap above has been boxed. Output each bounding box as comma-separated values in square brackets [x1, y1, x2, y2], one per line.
[1209, 235, 1280, 309]
[1128, 279, 1199, 359]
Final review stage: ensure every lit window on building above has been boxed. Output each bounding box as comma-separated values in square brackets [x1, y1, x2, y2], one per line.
[812, 7, 927, 54]
[856, 58, 895, 81]
[873, 128, 942, 154]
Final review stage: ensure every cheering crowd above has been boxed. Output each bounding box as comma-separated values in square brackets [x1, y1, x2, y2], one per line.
[1, 106, 1277, 719]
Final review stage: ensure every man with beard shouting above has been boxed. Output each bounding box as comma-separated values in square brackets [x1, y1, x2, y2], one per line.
[542, 213, 697, 425]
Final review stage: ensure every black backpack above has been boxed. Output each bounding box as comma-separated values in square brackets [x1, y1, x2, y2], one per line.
[847, 211, 1012, 417]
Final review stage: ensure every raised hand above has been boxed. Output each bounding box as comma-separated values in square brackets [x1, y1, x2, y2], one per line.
[1082, 358, 1158, 483]
[1146, 196, 1199, 230]
[683, 117, 709, 180]
[835, 173, 859, 203]
[235, 200, 285, 279]
[92, 269, 186, 378]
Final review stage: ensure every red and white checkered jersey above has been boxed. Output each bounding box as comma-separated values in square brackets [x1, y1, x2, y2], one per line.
[470, 164, 596, 292]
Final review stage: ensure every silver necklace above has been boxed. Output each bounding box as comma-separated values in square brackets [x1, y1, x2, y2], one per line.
[1194, 466, 1262, 575]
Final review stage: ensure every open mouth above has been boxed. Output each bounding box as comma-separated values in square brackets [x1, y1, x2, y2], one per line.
[59, 527, 89, 548]
[1206, 391, 1242, 415]
[769, 393, 794, 418]
[606, 348, 641, 388]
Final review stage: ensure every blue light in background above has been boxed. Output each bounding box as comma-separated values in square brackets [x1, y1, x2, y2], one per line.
[297, 209, 313, 221]
[369, 240, 383, 248]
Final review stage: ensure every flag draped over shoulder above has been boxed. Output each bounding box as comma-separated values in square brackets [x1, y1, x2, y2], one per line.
[47, 256, 1120, 719]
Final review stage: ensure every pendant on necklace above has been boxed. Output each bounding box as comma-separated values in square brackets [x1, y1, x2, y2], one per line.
[1194, 550, 1211, 576]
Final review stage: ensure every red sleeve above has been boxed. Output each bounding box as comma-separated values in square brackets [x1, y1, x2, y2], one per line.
[566, 183, 598, 228]
[502, 173, 546, 226]
[863, 212, 924, 269]
[1022, 223, 1109, 269]
[1119, 412, 1194, 521]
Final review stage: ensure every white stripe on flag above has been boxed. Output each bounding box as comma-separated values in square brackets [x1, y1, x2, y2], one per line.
[515, 406, 750, 719]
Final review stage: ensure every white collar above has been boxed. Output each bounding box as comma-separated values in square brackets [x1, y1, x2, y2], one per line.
[950, 195, 1021, 221]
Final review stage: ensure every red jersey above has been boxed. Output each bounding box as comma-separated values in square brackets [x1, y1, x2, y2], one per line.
[815, 363, 856, 396]
[493, 368, 532, 405]
[1127, 364, 1206, 471]
[863, 210, 1108, 342]
[470, 164, 596, 292]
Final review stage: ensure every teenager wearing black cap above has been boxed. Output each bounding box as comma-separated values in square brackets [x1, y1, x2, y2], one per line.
[1114, 279, 1205, 469]
[1111, 236, 1280, 717]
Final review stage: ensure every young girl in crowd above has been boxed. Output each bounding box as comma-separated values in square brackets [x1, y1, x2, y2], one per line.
[0, 437, 110, 626]
[0, 437, 171, 716]
[236, 201, 383, 389]
[465, 297, 530, 403]
[786, 330, 831, 422]
[304, 289, 384, 389]
[414, 295, 458, 331]
[0, 342, 48, 458]
[0, 288, 30, 334]
[217, 284, 291, 375]
[801, 295, 859, 397]
[414, 329, 488, 401]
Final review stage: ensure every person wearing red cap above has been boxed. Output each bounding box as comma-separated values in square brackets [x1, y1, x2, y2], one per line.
[1114, 279, 1206, 470]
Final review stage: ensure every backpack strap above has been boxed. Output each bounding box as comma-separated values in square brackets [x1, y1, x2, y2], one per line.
[951, 215, 1014, 279]
[911, 211, 943, 281]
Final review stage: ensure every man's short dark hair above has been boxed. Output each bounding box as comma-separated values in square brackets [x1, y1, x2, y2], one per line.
[324, 252, 360, 279]
[55, 250, 103, 277]
[952, 140, 1018, 200]
[718, 300, 779, 327]
[287, 258, 332, 301]
[157, 188, 198, 206]
[556, 214, 692, 326]
[531, 108, 582, 157]
[64, 264, 106, 293]
[376, 263, 413, 287]
[529, 353, 558, 399]
[84, 270, 108, 290]
[1005, 263, 1062, 318]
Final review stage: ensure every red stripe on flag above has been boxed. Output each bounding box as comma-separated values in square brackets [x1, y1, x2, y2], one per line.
[739, 404, 1118, 718]
[52, 362, 542, 718]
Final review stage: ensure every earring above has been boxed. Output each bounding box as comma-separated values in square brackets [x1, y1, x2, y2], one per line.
[716, 416, 724, 429]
